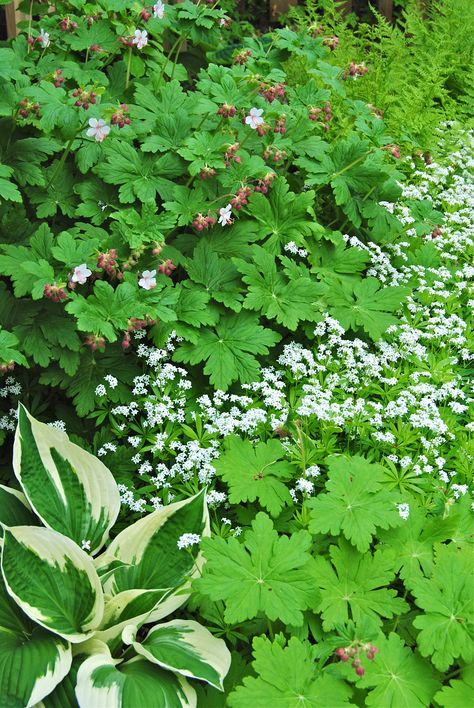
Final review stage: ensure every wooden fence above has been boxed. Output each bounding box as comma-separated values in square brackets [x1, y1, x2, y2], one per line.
[3, 0, 398, 39]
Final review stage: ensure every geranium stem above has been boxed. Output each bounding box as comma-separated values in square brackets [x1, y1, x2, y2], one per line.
[125, 47, 133, 90]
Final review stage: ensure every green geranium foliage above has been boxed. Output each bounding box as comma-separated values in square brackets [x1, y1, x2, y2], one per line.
[196, 512, 319, 626]
[228, 635, 353, 707]
[411, 544, 474, 671]
[308, 455, 403, 552]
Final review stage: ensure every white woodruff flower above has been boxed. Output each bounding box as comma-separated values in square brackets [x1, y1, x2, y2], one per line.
[132, 29, 148, 49]
[245, 107, 264, 129]
[218, 204, 233, 226]
[71, 263, 92, 284]
[177, 533, 201, 550]
[139, 269, 157, 290]
[153, 1, 165, 18]
[86, 118, 110, 143]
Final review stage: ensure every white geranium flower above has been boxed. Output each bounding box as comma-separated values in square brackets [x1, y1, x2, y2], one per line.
[245, 107, 264, 129]
[218, 203, 233, 226]
[139, 269, 157, 290]
[71, 263, 92, 285]
[38, 28, 50, 47]
[86, 118, 111, 143]
[132, 29, 148, 49]
[153, 1, 166, 19]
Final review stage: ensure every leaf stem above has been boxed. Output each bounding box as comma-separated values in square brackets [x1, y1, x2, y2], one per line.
[46, 122, 88, 189]
[125, 46, 133, 90]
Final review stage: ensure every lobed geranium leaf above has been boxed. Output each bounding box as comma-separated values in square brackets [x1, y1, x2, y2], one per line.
[357, 633, 441, 707]
[228, 635, 352, 707]
[411, 544, 474, 671]
[212, 436, 293, 517]
[314, 538, 408, 630]
[196, 512, 319, 626]
[308, 455, 403, 552]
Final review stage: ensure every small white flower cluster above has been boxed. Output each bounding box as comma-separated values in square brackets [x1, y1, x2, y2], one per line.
[177, 533, 201, 550]
[0, 378, 21, 434]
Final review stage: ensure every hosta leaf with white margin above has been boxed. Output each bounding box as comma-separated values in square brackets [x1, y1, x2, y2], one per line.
[196, 512, 319, 626]
[246, 177, 317, 253]
[93, 141, 184, 203]
[1, 525, 104, 642]
[233, 246, 325, 330]
[186, 240, 243, 312]
[357, 633, 441, 707]
[314, 538, 408, 630]
[410, 544, 474, 671]
[228, 635, 352, 708]
[13, 405, 120, 554]
[327, 276, 410, 340]
[212, 436, 293, 517]
[123, 619, 231, 690]
[308, 455, 403, 552]
[0, 484, 37, 534]
[174, 311, 280, 390]
[94, 491, 209, 640]
[435, 673, 474, 708]
[76, 651, 196, 708]
[0, 580, 71, 708]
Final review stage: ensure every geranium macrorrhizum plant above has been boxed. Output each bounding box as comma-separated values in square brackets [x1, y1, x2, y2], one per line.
[0, 0, 435, 417]
[0, 404, 230, 706]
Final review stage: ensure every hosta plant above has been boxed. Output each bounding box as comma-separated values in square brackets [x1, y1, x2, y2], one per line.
[0, 405, 230, 707]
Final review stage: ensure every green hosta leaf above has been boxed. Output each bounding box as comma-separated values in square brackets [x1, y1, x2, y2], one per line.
[123, 619, 231, 690]
[213, 436, 293, 517]
[0, 327, 27, 366]
[94, 142, 184, 203]
[435, 675, 474, 707]
[0, 484, 37, 535]
[328, 277, 409, 339]
[0, 581, 72, 708]
[357, 633, 441, 707]
[76, 654, 196, 707]
[234, 246, 325, 330]
[196, 512, 319, 626]
[411, 544, 474, 671]
[228, 635, 352, 707]
[1, 526, 104, 642]
[314, 539, 408, 630]
[174, 312, 280, 390]
[13, 405, 120, 554]
[246, 178, 317, 252]
[308, 455, 403, 552]
[94, 491, 209, 641]
[186, 241, 243, 312]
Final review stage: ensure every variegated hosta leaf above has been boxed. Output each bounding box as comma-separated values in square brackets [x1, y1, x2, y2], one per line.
[1, 525, 104, 643]
[94, 491, 209, 639]
[0, 580, 72, 707]
[75, 654, 196, 708]
[123, 619, 231, 690]
[13, 404, 120, 554]
[0, 484, 37, 536]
